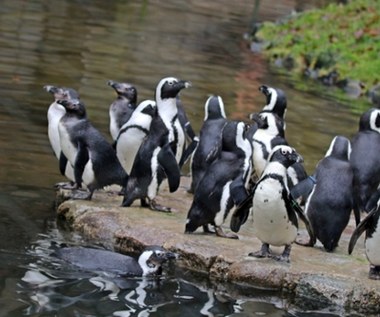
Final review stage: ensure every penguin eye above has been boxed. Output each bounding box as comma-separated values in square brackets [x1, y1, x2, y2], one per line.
[281, 148, 288, 155]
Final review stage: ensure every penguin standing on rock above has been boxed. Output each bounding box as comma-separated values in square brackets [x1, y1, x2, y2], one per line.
[350, 108, 380, 225]
[107, 80, 138, 142]
[52, 245, 177, 277]
[189, 95, 227, 193]
[57, 99, 128, 200]
[122, 77, 190, 211]
[349, 189, 380, 280]
[44, 85, 79, 188]
[230, 145, 314, 262]
[116, 100, 156, 174]
[300, 136, 353, 251]
[185, 121, 254, 239]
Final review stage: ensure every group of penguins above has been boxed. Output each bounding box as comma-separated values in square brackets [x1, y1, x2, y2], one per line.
[45, 76, 380, 279]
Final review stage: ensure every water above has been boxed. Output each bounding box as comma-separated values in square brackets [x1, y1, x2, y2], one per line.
[0, 0, 365, 316]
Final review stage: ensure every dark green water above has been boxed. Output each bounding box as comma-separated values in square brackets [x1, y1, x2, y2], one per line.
[0, 0, 366, 316]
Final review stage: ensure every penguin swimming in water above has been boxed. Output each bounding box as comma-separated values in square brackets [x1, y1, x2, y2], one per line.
[350, 108, 380, 225]
[230, 145, 314, 262]
[189, 95, 227, 194]
[108, 80, 138, 142]
[57, 99, 128, 199]
[185, 121, 254, 239]
[116, 100, 156, 174]
[44, 85, 79, 188]
[300, 135, 353, 251]
[349, 189, 380, 279]
[52, 245, 177, 277]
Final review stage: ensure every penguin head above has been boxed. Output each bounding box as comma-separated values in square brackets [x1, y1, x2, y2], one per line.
[259, 85, 287, 119]
[155, 77, 191, 101]
[268, 145, 303, 168]
[359, 108, 380, 133]
[255, 111, 285, 137]
[325, 135, 351, 161]
[57, 99, 86, 118]
[138, 246, 178, 276]
[108, 80, 137, 104]
[44, 85, 79, 101]
[204, 95, 226, 120]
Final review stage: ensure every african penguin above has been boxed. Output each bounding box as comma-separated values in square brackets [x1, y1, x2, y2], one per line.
[108, 80, 138, 141]
[301, 135, 353, 251]
[57, 99, 128, 199]
[350, 108, 380, 225]
[44, 85, 79, 187]
[185, 121, 254, 239]
[230, 145, 314, 262]
[349, 189, 380, 279]
[116, 100, 156, 174]
[155, 77, 191, 164]
[189, 95, 227, 193]
[52, 245, 177, 277]
[259, 85, 287, 120]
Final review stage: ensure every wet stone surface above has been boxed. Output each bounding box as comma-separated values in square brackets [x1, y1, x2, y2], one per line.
[56, 177, 380, 314]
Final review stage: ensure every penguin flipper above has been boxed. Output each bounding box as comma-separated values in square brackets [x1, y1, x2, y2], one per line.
[290, 198, 316, 246]
[158, 144, 180, 193]
[179, 138, 199, 168]
[348, 207, 378, 255]
[230, 185, 256, 233]
[230, 177, 249, 206]
[59, 152, 68, 176]
[290, 175, 316, 201]
[74, 141, 89, 187]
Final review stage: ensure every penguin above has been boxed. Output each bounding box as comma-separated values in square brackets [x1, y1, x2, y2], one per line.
[189, 95, 227, 193]
[230, 145, 314, 262]
[185, 121, 254, 239]
[349, 189, 380, 280]
[108, 80, 138, 141]
[155, 77, 191, 164]
[301, 135, 353, 251]
[350, 108, 380, 225]
[44, 85, 79, 188]
[259, 85, 287, 120]
[52, 245, 177, 277]
[57, 99, 128, 199]
[122, 77, 189, 211]
[116, 100, 156, 174]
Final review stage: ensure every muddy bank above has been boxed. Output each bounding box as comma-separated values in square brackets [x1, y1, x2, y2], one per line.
[56, 177, 380, 315]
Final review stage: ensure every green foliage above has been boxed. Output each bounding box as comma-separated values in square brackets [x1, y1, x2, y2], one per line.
[256, 0, 380, 89]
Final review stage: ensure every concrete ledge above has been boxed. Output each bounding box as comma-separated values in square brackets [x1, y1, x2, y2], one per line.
[55, 177, 380, 315]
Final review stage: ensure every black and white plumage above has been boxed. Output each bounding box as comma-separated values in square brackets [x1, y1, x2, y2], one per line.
[259, 85, 287, 120]
[302, 135, 353, 251]
[44, 85, 79, 187]
[108, 80, 138, 141]
[116, 100, 156, 174]
[189, 95, 227, 193]
[350, 108, 380, 225]
[349, 189, 380, 280]
[185, 121, 254, 239]
[52, 245, 177, 277]
[121, 77, 190, 211]
[155, 77, 191, 164]
[231, 145, 314, 262]
[57, 99, 128, 199]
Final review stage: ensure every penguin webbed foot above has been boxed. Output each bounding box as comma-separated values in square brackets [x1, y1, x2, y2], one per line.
[272, 245, 291, 263]
[149, 199, 171, 213]
[54, 181, 76, 190]
[202, 224, 215, 234]
[249, 243, 272, 258]
[295, 236, 315, 247]
[369, 266, 380, 280]
[215, 226, 239, 239]
[70, 189, 93, 200]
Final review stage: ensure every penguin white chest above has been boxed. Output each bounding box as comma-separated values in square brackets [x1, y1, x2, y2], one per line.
[366, 224, 380, 266]
[109, 112, 119, 141]
[47, 103, 65, 158]
[173, 119, 185, 162]
[58, 124, 77, 165]
[252, 178, 297, 246]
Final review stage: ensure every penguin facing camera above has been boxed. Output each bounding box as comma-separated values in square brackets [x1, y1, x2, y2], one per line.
[185, 121, 254, 239]
[52, 245, 178, 277]
[230, 145, 314, 262]
[44, 85, 79, 188]
[122, 77, 190, 212]
[57, 99, 128, 200]
[350, 108, 380, 225]
[349, 189, 380, 280]
[107, 80, 138, 142]
[298, 136, 353, 251]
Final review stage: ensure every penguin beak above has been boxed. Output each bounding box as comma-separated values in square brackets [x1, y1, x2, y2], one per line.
[259, 85, 270, 96]
[179, 80, 192, 90]
[44, 85, 59, 94]
[295, 152, 304, 163]
[164, 251, 179, 260]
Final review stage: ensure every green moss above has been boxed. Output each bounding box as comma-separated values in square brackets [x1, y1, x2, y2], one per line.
[256, 0, 380, 92]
